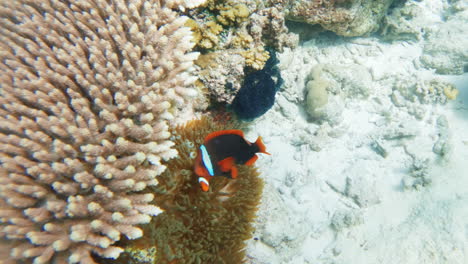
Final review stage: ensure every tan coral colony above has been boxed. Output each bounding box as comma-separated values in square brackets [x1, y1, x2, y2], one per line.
[0, 0, 205, 263]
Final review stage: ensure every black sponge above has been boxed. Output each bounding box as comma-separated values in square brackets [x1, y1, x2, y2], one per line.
[231, 49, 282, 120]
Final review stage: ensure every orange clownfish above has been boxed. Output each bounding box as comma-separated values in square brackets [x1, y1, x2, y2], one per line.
[194, 129, 270, 192]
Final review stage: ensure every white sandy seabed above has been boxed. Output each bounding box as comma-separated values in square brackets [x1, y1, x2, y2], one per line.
[244, 1, 468, 263]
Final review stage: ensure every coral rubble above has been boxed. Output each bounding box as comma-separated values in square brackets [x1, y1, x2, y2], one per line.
[419, 10, 468, 74]
[382, 0, 468, 74]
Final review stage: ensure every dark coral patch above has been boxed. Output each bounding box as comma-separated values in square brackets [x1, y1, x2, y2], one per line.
[231, 49, 282, 120]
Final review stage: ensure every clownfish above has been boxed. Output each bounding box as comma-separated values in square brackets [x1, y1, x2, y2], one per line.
[194, 129, 270, 192]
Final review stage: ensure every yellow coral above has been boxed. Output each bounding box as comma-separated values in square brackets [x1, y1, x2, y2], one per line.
[185, 18, 202, 45]
[424, 79, 459, 102]
[231, 32, 254, 48]
[195, 52, 220, 68]
[443, 85, 459, 100]
[217, 3, 250, 25]
[185, 19, 223, 49]
[241, 46, 270, 70]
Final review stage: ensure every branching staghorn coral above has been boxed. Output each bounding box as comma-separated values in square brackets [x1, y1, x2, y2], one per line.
[0, 0, 205, 263]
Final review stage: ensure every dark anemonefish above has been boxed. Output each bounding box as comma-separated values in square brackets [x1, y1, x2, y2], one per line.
[194, 129, 270, 192]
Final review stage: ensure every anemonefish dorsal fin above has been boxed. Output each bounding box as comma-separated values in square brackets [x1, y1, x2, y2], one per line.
[199, 177, 210, 192]
[255, 136, 270, 155]
[218, 156, 235, 172]
[204, 129, 245, 142]
[245, 155, 258, 166]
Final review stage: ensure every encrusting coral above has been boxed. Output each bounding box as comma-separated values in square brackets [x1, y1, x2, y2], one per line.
[0, 0, 205, 263]
[118, 117, 264, 264]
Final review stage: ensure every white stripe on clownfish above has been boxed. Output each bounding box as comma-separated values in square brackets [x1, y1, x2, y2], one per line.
[200, 144, 214, 176]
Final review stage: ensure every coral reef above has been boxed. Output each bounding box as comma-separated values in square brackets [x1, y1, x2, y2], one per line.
[189, 0, 297, 104]
[194, 44, 272, 105]
[248, 4, 299, 51]
[231, 50, 283, 120]
[121, 117, 264, 263]
[286, 0, 395, 37]
[0, 0, 204, 263]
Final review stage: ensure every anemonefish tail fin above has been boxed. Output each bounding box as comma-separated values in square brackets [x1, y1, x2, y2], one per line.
[255, 136, 270, 155]
[245, 155, 258, 166]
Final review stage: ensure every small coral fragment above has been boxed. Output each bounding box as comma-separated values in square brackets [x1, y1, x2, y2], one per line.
[443, 85, 459, 100]
[231, 32, 254, 48]
[393, 77, 459, 106]
[241, 46, 270, 70]
[186, 19, 223, 49]
[217, 3, 250, 25]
